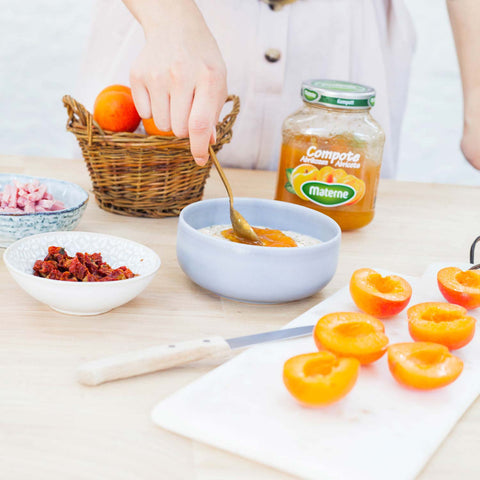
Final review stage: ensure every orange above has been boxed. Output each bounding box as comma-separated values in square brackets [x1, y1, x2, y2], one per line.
[407, 302, 476, 350]
[93, 84, 141, 133]
[142, 118, 174, 136]
[437, 267, 480, 310]
[313, 312, 389, 364]
[283, 351, 359, 407]
[98, 84, 132, 96]
[350, 268, 412, 318]
[388, 342, 463, 390]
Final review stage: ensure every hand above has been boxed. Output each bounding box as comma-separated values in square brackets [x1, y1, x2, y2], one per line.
[461, 91, 480, 170]
[127, 0, 227, 165]
[446, 0, 480, 171]
[461, 124, 480, 170]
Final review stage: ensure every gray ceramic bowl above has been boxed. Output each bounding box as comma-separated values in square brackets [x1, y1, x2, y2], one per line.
[177, 198, 341, 303]
[0, 174, 89, 247]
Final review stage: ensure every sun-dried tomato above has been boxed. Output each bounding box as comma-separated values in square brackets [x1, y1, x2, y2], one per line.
[68, 256, 88, 280]
[33, 246, 136, 282]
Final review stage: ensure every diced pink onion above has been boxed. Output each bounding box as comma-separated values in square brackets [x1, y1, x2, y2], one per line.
[0, 180, 65, 213]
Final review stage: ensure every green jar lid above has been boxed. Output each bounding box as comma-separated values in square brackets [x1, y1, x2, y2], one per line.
[301, 79, 376, 109]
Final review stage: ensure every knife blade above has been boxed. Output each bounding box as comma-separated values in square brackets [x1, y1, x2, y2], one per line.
[226, 324, 314, 349]
[78, 324, 314, 387]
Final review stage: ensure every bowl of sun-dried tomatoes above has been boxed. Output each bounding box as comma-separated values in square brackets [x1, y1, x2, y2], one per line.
[3, 231, 161, 315]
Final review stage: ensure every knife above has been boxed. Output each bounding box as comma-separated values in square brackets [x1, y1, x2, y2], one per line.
[78, 325, 313, 386]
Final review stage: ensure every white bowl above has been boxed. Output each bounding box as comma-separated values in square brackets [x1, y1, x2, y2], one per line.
[177, 198, 341, 303]
[3, 231, 161, 315]
[0, 173, 89, 247]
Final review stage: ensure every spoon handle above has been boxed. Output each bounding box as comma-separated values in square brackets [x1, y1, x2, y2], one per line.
[209, 146, 234, 205]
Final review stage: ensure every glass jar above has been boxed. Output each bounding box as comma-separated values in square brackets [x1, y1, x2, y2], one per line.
[275, 79, 385, 231]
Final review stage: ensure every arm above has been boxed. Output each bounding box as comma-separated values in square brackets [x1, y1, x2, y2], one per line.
[447, 0, 480, 169]
[122, 0, 227, 165]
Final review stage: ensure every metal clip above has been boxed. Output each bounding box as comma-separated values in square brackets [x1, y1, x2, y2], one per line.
[469, 236, 480, 270]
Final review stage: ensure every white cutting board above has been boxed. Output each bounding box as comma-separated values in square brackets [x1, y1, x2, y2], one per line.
[152, 264, 480, 480]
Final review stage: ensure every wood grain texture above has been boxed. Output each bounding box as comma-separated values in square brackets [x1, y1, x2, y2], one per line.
[1, 155, 479, 480]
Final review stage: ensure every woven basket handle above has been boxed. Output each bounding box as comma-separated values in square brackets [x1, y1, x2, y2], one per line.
[63, 95, 89, 126]
[215, 95, 240, 147]
[63, 95, 103, 146]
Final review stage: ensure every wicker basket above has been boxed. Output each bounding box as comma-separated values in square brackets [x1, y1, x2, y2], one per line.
[63, 94, 240, 218]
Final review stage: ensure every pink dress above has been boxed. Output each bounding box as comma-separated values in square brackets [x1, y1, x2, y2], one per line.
[77, 0, 415, 177]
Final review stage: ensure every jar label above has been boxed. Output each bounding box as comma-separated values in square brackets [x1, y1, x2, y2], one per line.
[301, 146, 361, 169]
[301, 181, 355, 207]
[284, 164, 365, 207]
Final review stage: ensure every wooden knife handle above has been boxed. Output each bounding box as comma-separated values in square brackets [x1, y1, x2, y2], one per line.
[77, 336, 232, 386]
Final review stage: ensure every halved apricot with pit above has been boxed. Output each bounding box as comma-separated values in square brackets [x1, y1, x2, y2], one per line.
[388, 342, 463, 390]
[407, 302, 476, 350]
[350, 268, 412, 318]
[313, 312, 389, 364]
[437, 267, 480, 310]
[283, 351, 360, 407]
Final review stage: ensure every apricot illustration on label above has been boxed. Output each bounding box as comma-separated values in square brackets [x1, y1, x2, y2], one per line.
[290, 164, 319, 200]
[286, 164, 365, 207]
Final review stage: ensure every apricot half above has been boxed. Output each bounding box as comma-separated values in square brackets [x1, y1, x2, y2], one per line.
[350, 268, 412, 318]
[313, 312, 389, 364]
[407, 302, 476, 350]
[388, 342, 463, 390]
[283, 351, 360, 407]
[437, 267, 480, 310]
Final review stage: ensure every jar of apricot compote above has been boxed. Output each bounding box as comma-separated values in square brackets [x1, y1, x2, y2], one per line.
[275, 79, 385, 231]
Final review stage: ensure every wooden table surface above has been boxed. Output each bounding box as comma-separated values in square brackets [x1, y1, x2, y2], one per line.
[1, 154, 480, 480]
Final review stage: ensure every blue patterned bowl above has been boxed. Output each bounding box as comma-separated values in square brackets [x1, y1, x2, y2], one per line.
[0, 174, 89, 247]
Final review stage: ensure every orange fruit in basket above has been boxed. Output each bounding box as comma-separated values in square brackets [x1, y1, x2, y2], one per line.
[98, 84, 132, 96]
[142, 118, 174, 136]
[93, 85, 141, 133]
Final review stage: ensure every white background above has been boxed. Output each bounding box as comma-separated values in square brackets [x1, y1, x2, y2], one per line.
[1, 0, 479, 185]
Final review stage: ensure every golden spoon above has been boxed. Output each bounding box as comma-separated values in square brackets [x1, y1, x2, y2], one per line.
[208, 146, 262, 245]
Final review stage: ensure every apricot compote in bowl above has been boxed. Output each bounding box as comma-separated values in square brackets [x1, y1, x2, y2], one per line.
[176, 198, 341, 303]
